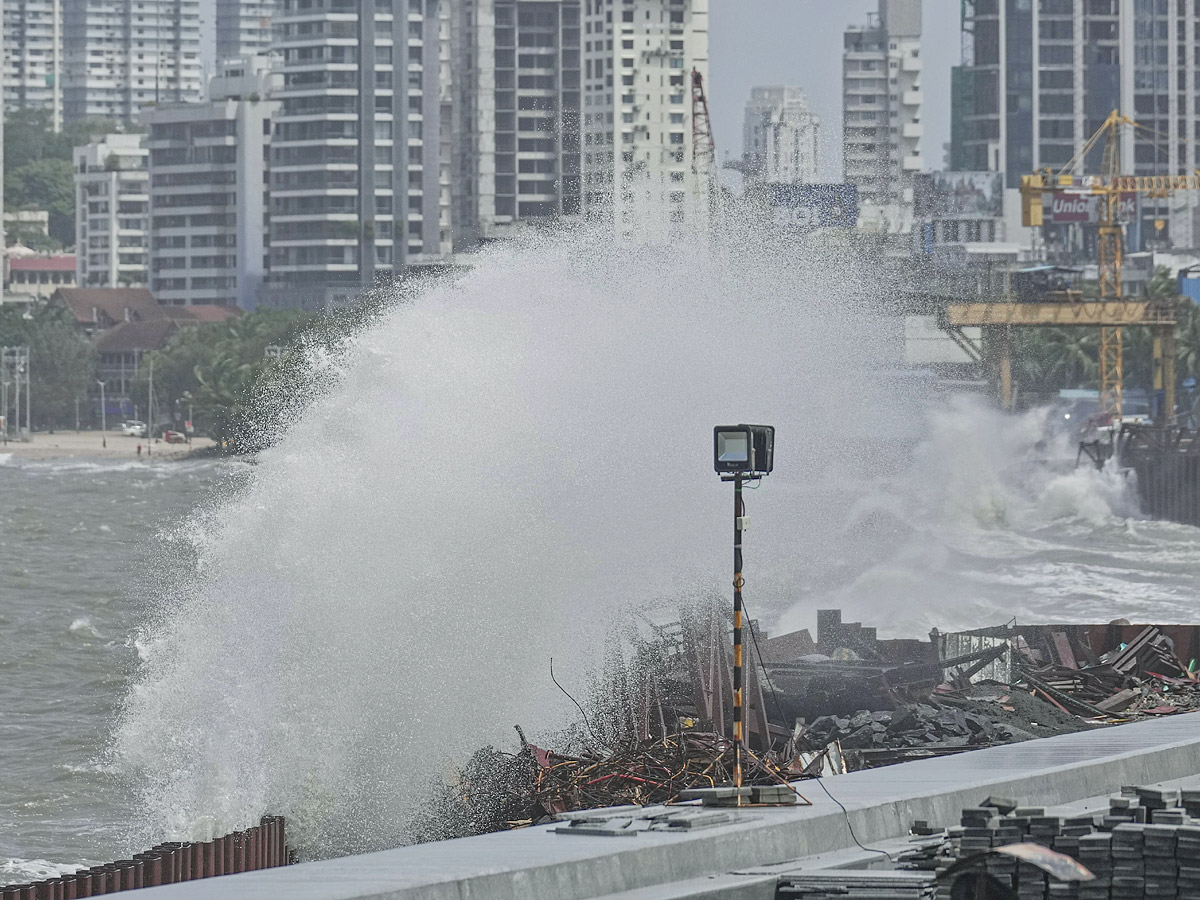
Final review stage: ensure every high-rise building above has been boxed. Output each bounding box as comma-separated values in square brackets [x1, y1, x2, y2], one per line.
[741, 86, 819, 186]
[451, 0, 582, 245]
[580, 0, 709, 240]
[63, 0, 203, 125]
[216, 0, 276, 63]
[143, 57, 278, 309]
[265, 0, 452, 309]
[842, 0, 923, 233]
[74, 134, 150, 288]
[951, 1, 1200, 247]
[3, 0, 64, 129]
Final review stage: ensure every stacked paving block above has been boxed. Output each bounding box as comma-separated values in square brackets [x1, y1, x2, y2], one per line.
[913, 778, 1200, 900]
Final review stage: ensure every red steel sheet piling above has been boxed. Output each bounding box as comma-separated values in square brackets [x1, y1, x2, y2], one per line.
[126, 860, 142, 891]
[265, 818, 278, 867]
[9, 816, 293, 899]
[152, 845, 172, 885]
[114, 864, 133, 893]
[135, 854, 159, 888]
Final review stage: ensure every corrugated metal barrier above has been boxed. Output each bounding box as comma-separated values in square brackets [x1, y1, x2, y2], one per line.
[0, 816, 293, 899]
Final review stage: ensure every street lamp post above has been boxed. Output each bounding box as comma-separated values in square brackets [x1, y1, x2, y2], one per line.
[97, 380, 107, 448]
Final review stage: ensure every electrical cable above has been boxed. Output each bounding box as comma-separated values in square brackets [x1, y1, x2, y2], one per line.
[733, 492, 892, 861]
[737, 594, 789, 731]
[811, 775, 895, 862]
[549, 657, 608, 752]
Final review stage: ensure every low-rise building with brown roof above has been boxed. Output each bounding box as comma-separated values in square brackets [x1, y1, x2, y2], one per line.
[94, 320, 181, 400]
[49, 287, 165, 337]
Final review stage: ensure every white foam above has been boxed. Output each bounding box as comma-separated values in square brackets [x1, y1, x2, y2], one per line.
[69, 617, 104, 639]
[112, 222, 924, 858]
[1, 858, 83, 885]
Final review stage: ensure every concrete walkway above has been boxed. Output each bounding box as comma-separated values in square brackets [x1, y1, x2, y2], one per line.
[119, 713, 1200, 900]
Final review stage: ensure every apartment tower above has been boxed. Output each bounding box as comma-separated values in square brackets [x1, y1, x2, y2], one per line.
[742, 86, 820, 186]
[216, 0, 277, 63]
[265, 0, 452, 309]
[63, 0, 203, 124]
[74, 134, 150, 288]
[842, 0, 923, 232]
[580, 0, 709, 241]
[143, 57, 278, 309]
[951, 0, 1200, 247]
[452, 0, 582, 245]
[3, 0, 63, 129]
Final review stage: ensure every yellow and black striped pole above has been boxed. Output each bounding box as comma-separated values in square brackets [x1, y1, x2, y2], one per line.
[733, 472, 744, 798]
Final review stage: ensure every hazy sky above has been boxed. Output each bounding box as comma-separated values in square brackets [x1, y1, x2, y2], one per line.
[708, 0, 960, 181]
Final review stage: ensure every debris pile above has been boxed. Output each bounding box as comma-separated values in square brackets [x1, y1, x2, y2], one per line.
[1009, 624, 1200, 719]
[525, 732, 800, 820]
[429, 609, 1200, 838]
[795, 699, 1072, 770]
[772, 616, 1200, 768]
[420, 730, 804, 836]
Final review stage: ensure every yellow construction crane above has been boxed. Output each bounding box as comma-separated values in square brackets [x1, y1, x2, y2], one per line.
[1021, 110, 1200, 419]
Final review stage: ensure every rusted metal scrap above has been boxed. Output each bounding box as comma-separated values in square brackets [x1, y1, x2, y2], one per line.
[523, 732, 802, 823]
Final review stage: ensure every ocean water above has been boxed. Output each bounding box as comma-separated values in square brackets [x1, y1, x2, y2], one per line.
[0, 455, 249, 883]
[3, 230, 1200, 880]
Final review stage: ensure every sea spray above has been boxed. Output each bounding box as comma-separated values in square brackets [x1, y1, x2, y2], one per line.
[774, 397, 1151, 639]
[111, 223, 938, 858]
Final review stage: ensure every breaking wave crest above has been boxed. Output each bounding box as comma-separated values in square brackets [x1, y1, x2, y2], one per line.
[112, 223, 917, 858]
[111, 222, 1200, 861]
[774, 397, 1200, 639]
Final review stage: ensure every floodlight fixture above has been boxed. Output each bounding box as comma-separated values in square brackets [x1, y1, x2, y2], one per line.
[713, 424, 774, 476]
[711, 421, 797, 808]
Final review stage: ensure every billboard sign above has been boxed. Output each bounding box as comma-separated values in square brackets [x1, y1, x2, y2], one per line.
[1047, 191, 1138, 224]
[768, 183, 859, 229]
[914, 171, 1003, 219]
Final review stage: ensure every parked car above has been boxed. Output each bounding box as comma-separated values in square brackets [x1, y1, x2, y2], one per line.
[163, 430, 187, 444]
[121, 420, 147, 437]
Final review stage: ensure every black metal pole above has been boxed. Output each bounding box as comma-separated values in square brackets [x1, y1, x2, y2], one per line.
[733, 472, 744, 797]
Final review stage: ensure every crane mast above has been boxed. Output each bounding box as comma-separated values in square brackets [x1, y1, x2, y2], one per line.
[1020, 110, 1189, 420]
[691, 69, 717, 217]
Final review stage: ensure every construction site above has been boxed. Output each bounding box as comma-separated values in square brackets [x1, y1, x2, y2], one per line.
[11, 604, 1200, 900]
[11, 0, 1200, 891]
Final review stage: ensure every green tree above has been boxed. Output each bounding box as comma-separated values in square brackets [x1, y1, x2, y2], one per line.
[6, 158, 76, 245]
[132, 309, 312, 445]
[3, 109, 128, 248]
[1014, 327, 1097, 394]
[0, 305, 95, 430]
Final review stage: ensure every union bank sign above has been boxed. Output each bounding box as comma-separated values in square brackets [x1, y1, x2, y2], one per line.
[1048, 192, 1138, 224]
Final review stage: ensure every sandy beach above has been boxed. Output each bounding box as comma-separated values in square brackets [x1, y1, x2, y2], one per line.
[0, 430, 215, 461]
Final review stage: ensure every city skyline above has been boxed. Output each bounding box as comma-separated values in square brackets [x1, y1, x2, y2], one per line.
[710, 0, 955, 180]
